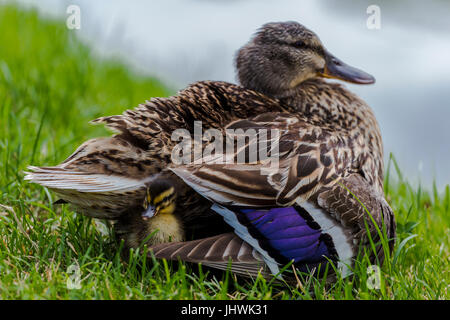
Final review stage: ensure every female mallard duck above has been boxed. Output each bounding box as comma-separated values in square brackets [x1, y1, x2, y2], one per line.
[25, 22, 395, 278]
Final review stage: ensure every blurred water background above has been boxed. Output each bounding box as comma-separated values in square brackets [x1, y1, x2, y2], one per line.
[10, 0, 450, 190]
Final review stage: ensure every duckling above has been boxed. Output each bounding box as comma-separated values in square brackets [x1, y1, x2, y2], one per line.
[140, 179, 182, 244]
[115, 179, 184, 248]
[115, 177, 233, 249]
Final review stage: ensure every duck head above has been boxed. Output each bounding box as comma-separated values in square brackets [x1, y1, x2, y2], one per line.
[236, 21, 375, 97]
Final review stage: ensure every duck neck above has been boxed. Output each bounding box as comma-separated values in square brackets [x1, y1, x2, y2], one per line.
[273, 79, 363, 130]
[276, 78, 385, 193]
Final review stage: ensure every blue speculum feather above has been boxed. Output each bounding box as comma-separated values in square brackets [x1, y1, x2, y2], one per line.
[238, 207, 336, 269]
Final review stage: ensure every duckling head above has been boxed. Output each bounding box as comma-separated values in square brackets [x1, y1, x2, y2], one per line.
[142, 180, 176, 220]
[236, 21, 375, 98]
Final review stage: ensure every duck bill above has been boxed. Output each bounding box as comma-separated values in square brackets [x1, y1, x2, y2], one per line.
[142, 206, 157, 220]
[319, 51, 375, 84]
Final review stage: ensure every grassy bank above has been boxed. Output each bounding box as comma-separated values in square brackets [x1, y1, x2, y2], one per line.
[0, 4, 448, 299]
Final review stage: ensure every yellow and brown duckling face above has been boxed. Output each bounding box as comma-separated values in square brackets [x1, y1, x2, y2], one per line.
[236, 21, 375, 98]
[142, 180, 176, 220]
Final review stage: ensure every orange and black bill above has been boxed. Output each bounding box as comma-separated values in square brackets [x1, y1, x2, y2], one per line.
[320, 50, 375, 84]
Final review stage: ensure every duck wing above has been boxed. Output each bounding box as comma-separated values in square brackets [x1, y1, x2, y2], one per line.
[169, 113, 395, 277]
[171, 112, 349, 207]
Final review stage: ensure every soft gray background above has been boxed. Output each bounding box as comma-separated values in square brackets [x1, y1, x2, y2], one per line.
[12, 0, 450, 190]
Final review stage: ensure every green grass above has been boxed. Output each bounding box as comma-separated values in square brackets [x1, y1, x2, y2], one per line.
[0, 5, 448, 300]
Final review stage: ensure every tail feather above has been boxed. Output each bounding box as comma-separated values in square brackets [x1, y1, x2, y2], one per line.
[25, 166, 151, 219]
[24, 134, 163, 219]
[25, 166, 149, 193]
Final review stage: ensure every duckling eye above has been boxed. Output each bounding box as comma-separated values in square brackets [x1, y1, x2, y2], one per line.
[158, 201, 168, 209]
[161, 195, 174, 206]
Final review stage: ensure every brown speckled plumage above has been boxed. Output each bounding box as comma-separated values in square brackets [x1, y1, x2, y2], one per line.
[25, 21, 395, 279]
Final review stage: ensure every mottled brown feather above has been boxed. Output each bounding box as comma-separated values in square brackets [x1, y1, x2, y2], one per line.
[148, 233, 272, 279]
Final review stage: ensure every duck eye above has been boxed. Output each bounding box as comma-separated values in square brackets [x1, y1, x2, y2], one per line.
[293, 40, 306, 49]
